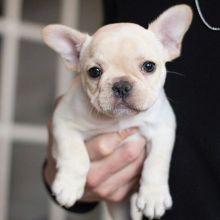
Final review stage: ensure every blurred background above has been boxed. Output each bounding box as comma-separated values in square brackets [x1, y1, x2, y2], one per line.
[0, 0, 104, 219]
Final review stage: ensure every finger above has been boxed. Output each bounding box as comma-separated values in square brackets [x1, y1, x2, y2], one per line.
[87, 137, 146, 188]
[83, 148, 144, 201]
[82, 177, 139, 202]
[107, 178, 139, 202]
[81, 148, 145, 202]
[80, 189, 100, 202]
[93, 148, 145, 196]
[86, 127, 139, 161]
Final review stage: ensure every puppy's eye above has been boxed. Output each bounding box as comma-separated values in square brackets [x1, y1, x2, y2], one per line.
[142, 61, 156, 73]
[88, 67, 102, 78]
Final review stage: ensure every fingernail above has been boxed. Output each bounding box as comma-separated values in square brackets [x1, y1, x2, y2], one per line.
[123, 127, 139, 134]
[118, 127, 139, 140]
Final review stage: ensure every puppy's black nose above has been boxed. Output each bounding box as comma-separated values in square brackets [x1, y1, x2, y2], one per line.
[112, 80, 132, 99]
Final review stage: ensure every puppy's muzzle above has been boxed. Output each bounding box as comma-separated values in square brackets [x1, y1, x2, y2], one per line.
[112, 80, 132, 99]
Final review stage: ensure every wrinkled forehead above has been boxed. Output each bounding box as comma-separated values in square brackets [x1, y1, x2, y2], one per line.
[87, 23, 163, 61]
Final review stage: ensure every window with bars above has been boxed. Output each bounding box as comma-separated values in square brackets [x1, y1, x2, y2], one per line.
[0, 0, 104, 220]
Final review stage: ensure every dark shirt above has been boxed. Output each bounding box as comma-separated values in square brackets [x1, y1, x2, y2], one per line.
[103, 0, 220, 219]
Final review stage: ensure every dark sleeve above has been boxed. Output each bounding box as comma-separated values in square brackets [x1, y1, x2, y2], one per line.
[42, 160, 99, 213]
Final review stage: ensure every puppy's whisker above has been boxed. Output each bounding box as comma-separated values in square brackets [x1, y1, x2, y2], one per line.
[167, 70, 186, 77]
[93, 108, 99, 118]
[167, 96, 178, 104]
[89, 102, 100, 118]
[89, 104, 96, 116]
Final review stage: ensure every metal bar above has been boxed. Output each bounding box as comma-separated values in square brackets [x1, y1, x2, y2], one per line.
[48, 1, 80, 220]
[12, 124, 47, 143]
[0, 123, 47, 143]
[55, 0, 80, 96]
[4, 0, 23, 21]
[0, 30, 19, 220]
[0, 138, 12, 220]
[0, 0, 23, 219]
[0, 19, 44, 42]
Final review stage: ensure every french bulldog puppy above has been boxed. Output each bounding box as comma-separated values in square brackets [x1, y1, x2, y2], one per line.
[42, 5, 192, 220]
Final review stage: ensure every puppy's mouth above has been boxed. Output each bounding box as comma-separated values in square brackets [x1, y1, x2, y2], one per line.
[113, 99, 144, 113]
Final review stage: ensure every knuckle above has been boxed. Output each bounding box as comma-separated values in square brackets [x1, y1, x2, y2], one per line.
[123, 144, 139, 162]
[97, 187, 112, 199]
[138, 137, 147, 148]
[132, 138, 146, 153]
[95, 138, 104, 150]
[97, 139, 108, 156]
[120, 169, 137, 184]
[87, 174, 100, 188]
[118, 129, 127, 139]
[110, 191, 126, 202]
[135, 150, 146, 164]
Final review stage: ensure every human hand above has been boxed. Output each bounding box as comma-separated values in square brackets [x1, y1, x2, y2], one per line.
[81, 128, 146, 202]
[44, 127, 146, 204]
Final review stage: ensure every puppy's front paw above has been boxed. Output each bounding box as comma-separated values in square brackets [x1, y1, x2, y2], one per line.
[52, 170, 86, 207]
[136, 184, 172, 219]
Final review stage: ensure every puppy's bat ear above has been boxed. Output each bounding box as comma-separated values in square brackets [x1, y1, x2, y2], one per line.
[42, 24, 89, 72]
[149, 4, 193, 61]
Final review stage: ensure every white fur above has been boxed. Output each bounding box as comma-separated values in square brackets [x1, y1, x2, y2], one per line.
[43, 4, 193, 220]
[53, 81, 175, 219]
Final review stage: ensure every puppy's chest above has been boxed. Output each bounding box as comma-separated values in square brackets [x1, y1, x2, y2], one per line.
[82, 113, 150, 141]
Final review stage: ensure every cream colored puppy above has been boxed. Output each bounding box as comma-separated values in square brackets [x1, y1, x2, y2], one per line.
[42, 5, 192, 220]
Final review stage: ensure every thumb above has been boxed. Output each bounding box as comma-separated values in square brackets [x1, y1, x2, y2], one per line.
[86, 127, 139, 161]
